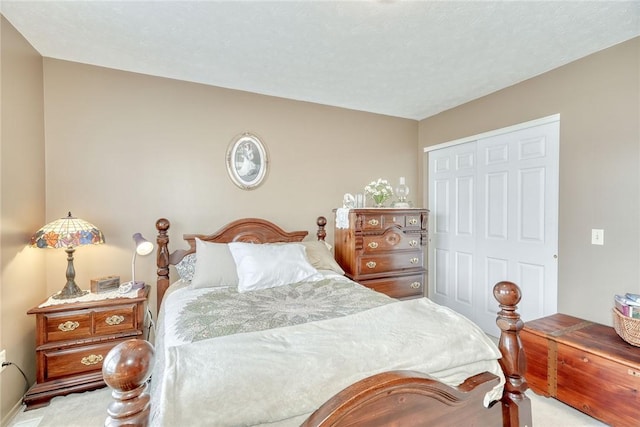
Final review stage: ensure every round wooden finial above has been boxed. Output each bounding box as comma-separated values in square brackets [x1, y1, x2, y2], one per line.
[493, 281, 522, 307]
[102, 339, 154, 392]
[155, 218, 170, 233]
[317, 216, 327, 227]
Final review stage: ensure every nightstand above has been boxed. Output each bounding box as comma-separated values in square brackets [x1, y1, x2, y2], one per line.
[23, 286, 149, 410]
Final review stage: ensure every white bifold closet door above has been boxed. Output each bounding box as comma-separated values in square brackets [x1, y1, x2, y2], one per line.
[428, 118, 559, 336]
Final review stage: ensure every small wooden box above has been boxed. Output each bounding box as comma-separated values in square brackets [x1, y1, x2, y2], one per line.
[521, 313, 640, 427]
[90, 276, 120, 293]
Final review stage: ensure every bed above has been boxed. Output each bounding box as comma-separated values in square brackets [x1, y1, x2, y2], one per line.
[103, 216, 531, 427]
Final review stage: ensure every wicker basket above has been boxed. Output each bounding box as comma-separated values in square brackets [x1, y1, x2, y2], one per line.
[612, 308, 640, 347]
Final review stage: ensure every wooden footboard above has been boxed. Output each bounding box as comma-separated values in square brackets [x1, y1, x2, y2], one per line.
[302, 371, 503, 426]
[103, 216, 530, 427]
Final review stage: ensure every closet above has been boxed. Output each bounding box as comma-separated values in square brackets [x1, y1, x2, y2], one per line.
[426, 116, 559, 335]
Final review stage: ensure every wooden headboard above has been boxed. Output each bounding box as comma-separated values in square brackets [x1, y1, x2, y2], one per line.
[154, 216, 328, 306]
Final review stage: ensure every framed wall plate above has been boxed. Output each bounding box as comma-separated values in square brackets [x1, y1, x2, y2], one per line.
[226, 132, 269, 190]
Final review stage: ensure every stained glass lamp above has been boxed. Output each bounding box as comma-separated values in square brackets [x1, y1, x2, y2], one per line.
[30, 212, 105, 299]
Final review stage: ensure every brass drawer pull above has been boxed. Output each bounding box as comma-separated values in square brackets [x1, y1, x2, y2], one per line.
[367, 219, 379, 226]
[368, 242, 379, 249]
[410, 282, 421, 289]
[105, 315, 125, 326]
[410, 257, 419, 264]
[81, 354, 103, 366]
[408, 218, 418, 225]
[409, 240, 418, 247]
[58, 321, 79, 332]
[366, 261, 377, 269]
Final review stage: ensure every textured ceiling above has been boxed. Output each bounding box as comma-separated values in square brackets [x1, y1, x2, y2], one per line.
[2, 1, 639, 120]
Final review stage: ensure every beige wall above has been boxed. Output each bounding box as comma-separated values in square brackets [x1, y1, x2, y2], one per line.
[41, 59, 420, 315]
[419, 37, 640, 326]
[0, 17, 46, 424]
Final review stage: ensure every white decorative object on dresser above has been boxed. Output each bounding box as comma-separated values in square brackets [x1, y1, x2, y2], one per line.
[333, 208, 428, 299]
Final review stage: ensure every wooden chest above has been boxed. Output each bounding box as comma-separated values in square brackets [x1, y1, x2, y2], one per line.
[521, 313, 640, 427]
[334, 208, 428, 299]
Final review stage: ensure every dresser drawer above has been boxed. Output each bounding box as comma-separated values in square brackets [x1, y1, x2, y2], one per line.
[362, 232, 420, 253]
[360, 274, 424, 299]
[40, 339, 124, 381]
[94, 304, 138, 335]
[357, 213, 420, 231]
[357, 251, 423, 276]
[43, 312, 92, 343]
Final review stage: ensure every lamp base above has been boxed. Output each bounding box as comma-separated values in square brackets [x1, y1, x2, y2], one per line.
[52, 285, 89, 300]
[53, 245, 89, 299]
[118, 281, 145, 294]
[391, 201, 412, 208]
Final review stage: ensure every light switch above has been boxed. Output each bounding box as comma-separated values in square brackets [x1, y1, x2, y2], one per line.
[591, 229, 604, 245]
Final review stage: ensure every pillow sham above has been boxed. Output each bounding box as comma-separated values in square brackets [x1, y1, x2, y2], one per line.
[228, 242, 322, 292]
[175, 253, 197, 282]
[190, 238, 239, 289]
[301, 241, 345, 275]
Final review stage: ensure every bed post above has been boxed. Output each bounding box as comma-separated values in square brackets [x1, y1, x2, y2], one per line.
[103, 339, 154, 427]
[156, 218, 171, 310]
[493, 281, 532, 427]
[316, 216, 327, 241]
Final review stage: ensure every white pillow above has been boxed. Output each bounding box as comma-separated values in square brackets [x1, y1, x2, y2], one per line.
[228, 242, 322, 292]
[190, 238, 239, 289]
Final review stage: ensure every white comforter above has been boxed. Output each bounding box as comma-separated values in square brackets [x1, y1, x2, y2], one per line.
[152, 297, 503, 427]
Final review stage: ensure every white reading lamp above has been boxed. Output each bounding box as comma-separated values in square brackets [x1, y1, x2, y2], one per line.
[119, 233, 154, 293]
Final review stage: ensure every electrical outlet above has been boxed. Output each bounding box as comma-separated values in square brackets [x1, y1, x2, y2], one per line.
[592, 229, 604, 245]
[0, 349, 6, 371]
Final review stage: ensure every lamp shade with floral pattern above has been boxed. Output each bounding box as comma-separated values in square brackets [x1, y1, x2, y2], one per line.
[30, 212, 105, 299]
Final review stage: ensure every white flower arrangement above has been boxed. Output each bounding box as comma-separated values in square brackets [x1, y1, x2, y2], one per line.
[364, 178, 394, 206]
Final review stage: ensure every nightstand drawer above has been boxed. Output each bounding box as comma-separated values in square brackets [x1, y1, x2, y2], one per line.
[94, 304, 137, 335]
[41, 340, 123, 381]
[357, 251, 423, 275]
[43, 312, 92, 343]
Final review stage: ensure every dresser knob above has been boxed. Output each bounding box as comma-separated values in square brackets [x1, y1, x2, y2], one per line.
[409, 240, 418, 247]
[58, 321, 79, 332]
[366, 261, 377, 269]
[409, 218, 418, 225]
[367, 242, 379, 249]
[368, 219, 379, 226]
[106, 315, 125, 326]
[81, 354, 103, 366]
[410, 257, 419, 264]
[410, 282, 421, 289]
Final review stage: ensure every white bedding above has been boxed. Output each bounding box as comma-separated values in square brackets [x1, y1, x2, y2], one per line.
[150, 277, 504, 426]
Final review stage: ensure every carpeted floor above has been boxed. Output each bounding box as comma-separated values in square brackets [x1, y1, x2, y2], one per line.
[8, 386, 608, 427]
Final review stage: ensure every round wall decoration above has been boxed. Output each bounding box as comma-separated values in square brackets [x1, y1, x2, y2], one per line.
[226, 132, 269, 190]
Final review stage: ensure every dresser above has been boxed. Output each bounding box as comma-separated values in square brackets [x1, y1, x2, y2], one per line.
[334, 208, 428, 299]
[521, 313, 640, 427]
[23, 286, 149, 410]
